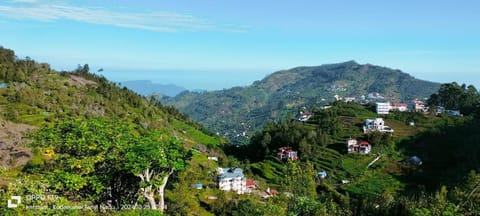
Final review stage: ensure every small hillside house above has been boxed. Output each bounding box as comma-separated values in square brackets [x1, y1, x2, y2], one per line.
[391, 103, 408, 112]
[277, 147, 299, 161]
[298, 111, 313, 122]
[317, 171, 328, 179]
[408, 99, 427, 112]
[347, 138, 371, 154]
[216, 167, 247, 194]
[363, 118, 394, 134]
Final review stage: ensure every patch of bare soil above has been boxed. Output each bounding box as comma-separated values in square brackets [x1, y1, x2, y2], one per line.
[68, 75, 97, 87]
[0, 119, 36, 168]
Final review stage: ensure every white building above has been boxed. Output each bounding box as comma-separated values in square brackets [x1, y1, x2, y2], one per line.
[216, 167, 247, 194]
[363, 118, 394, 134]
[376, 102, 391, 114]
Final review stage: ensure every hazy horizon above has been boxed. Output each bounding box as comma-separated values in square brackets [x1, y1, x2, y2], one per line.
[81, 64, 478, 91]
[1, 0, 479, 90]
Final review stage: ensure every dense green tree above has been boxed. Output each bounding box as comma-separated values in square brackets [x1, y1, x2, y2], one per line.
[429, 82, 480, 115]
[288, 196, 324, 216]
[29, 118, 137, 208]
[28, 118, 189, 213]
[125, 133, 187, 212]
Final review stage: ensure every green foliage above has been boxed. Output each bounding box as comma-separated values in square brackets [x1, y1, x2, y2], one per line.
[125, 132, 186, 176]
[365, 131, 394, 146]
[28, 118, 139, 207]
[282, 162, 317, 198]
[288, 196, 324, 216]
[428, 82, 480, 115]
[452, 171, 480, 215]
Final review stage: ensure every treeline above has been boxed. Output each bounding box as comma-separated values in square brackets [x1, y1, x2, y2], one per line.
[0, 47, 52, 83]
[428, 82, 480, 115]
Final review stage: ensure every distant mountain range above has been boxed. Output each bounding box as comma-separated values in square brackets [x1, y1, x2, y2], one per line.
[121, 80, 187, 97]
[163, 61, 441, 144]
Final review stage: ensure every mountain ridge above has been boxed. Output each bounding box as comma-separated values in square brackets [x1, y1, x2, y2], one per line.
[164, 61, 441, 144]
[121, 80, 187, 97]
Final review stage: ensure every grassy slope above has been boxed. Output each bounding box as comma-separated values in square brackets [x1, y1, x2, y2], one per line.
[247, 103, 438, 201]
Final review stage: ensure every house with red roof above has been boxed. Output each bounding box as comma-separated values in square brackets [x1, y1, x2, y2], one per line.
[391, 102, 408, 112]
[347, 138, 371, 154]
[277, 147, 299, 161]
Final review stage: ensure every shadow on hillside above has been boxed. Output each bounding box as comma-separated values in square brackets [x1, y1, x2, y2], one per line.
[396, 117, 480, 192]
[327, 143, 347, 155]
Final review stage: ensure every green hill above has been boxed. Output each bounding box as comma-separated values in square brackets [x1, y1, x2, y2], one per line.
[0, 46, 227, 215]
[229, 100, 480, 215]
[164, 61, 440, 144]
[0, 47, 225, 168]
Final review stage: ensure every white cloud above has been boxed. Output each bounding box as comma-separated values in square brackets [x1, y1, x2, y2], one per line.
[10, 0, 38, 3]
[0, 3, 247, 32]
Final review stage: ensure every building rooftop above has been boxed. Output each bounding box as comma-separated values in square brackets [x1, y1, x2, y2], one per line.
[218, 167, 244, 179]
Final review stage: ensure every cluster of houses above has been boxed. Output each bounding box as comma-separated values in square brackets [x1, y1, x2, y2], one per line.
[375, 100, 427, 114]
[331, 91, 461, 117]
[334, 92, 385, 103]
[212, 96, 444, 196]
[376, 100, 461, 116]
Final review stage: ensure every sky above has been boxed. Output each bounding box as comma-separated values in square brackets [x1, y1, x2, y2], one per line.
[0, 0, 479, 90]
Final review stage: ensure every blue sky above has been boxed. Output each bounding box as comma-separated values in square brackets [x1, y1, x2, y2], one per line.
[1, 0, 479, 90]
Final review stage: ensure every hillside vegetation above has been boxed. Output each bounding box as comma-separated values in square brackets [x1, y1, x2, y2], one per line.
[1, 46, 479, 215]
[224, 95, 480, 215]
[164, 61, 440, 144]
[0, 47, 227, 215]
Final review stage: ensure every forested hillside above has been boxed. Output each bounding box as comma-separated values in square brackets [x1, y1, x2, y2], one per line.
[164, 61, 440, 144]
[0, 46, 227, 215]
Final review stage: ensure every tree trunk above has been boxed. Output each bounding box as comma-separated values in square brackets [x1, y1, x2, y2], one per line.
[145, 189, 157, 210]
[139, 168, 158, 210]
[157, 168, 174, 212]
